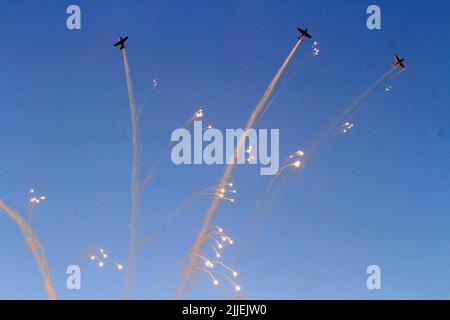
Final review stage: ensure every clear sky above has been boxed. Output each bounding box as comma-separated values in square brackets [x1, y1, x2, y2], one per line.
[0, 0, 449, 299]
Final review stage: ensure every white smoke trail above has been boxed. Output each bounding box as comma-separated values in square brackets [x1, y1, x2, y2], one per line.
[176, 37, 305, 299]
[0, 199, 57, 300]
[122, 48, 141, 299]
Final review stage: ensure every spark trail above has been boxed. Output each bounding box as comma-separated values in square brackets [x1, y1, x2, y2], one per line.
[0, 199, 57, 300]
[139, 183, 236, 251]
[137, 79, 158, 121]
[83, 245, 124, 270]
[122, 48, 140, 299]
[177, 37, 305, 299]
[142, 109, 203, 188]
[139, 191, 207, 251]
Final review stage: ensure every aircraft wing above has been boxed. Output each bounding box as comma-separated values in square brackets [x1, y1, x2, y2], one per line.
[394, 54, 400, 63]
[114, 37, 128, 47]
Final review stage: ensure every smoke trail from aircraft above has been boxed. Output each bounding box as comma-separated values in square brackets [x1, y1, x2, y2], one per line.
[176, 37, 304, 299]
[0, 199, 57, 300]
[259, 41, 318, 119]
[387, 68, 405, 82]
[122, 48, 140, 299]
[309, 68, 393, 154]
[236, 68, 401, 266]
[258, 56, 308, 119]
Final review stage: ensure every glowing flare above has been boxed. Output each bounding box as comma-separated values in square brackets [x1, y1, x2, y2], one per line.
[195, 109, 204, 118]
[84, 245, 123, 272]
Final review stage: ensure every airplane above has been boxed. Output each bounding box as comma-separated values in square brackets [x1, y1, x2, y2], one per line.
[297, 27, 312, 39]
[391, 53, 406, 70]
[114, 36, 129, 50]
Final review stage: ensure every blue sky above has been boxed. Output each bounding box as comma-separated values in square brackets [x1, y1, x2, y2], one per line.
[0, 0, 449, 299]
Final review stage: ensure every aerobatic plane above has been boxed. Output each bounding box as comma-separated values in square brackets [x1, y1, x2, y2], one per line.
[391, 53, 406, 70]
[114, 36, 129, 50]
[297, 27, 312, 39]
